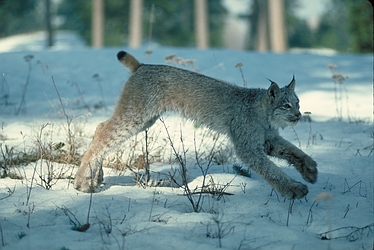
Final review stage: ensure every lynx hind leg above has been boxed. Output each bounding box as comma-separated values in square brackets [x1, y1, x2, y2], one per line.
[73, 150, 104, 192]
[74, 114, 159, 192]
[74, 120, 122, 192]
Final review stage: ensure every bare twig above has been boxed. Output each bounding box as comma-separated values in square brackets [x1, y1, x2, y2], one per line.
[342, 179, 367, 197]
[15, 55, 34, 115]
[291, 127, 302, 149]
[98, 205, 113, 236]
[160, 118, 200, 211]
[145, 129, 150, 183]
[52, 76, 77, 163]
[235, 62, 247, 87]
[26, 202, 35, 228]
[0, 73, 10, 106]
[318, 223, 374, 241]
[145, 4, 155, 60]
[206, 213, 235, 248]
[286, 199, 294, 227]
[63, 166, 93, 232]
[306, 200, 317, 225]
[343, 204, 350, 218]
[26, 161, 38, 206]
[0, 185, 15, 200]
[93, 73, 107, 111]
[149, 187, 157, 221]
[86, 164, 94, 224]
[0, 223, 4, 247]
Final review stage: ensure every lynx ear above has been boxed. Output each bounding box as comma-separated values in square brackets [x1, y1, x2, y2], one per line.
[287, 75, 296, 91]
[267, 81, 280, 98]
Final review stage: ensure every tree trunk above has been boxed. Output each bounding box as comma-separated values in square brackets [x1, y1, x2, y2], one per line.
[194, 0, 209, 49]
[268, 0, 287, 52]
[129, 0, 143, 48]
[92, 0, 104, 48]
[45, 0, 53, 48]
[256, 0, 268, 52]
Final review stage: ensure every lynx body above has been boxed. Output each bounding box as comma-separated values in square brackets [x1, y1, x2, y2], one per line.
[74, 51, 318, 199]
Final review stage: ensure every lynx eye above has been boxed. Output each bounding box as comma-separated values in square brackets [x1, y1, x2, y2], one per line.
[283, 103, 292, 109]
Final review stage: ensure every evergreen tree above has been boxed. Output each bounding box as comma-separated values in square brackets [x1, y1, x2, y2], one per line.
[0, 0, 41, 37]
[314, 0, 372, 53]
[57, 1, 98, 45]
[314, 0, 351, 52]
[285, 0, 315, 49]
[347, 0, 372, 53]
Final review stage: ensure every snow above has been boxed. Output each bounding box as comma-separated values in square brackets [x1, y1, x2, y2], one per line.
[0, 31, 86, 53]
[0, 32, 373, 250]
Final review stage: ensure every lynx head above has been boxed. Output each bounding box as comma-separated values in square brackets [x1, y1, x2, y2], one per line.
[266, 76, 301, 129]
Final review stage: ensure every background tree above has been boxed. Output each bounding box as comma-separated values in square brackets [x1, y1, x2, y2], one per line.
[129, 0, 143, 48]
[57, 0, 226, 47]
[314, 0, 372, 53]
[142, 0, 225, 47]
[268, 0, 287, 52]
[194, 0, 209, 49]
[248, 0, 372, 53]
[58, 0, 129, 46]
[0, 0, 41, 37]
[346, 0, 372, 53]
[91, 0, 104, 48]
[286, 0, 315, 49]
[314, 0, 351, 52]
[57, 1, 93, 44]
[45, 0, 54, 47]
[248, 0, 315, 51]
[1, 0, 371, 53]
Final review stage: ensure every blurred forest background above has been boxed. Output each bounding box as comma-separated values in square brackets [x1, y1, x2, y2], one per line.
[0, 0, 372, 53]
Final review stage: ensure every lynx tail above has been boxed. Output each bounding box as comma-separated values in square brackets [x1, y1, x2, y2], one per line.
[117, 51, 141, 74]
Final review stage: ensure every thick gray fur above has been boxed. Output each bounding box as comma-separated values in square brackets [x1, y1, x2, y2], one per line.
[74, 51, 318, 199]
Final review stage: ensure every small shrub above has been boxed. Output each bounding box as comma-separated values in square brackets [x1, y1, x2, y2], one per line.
[18, 231, 26, 239]
[327, 64, 350, 121]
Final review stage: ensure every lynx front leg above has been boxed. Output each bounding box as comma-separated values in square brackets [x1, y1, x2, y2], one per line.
[237, 148, 309, 199]
[265, 135, 318, 184]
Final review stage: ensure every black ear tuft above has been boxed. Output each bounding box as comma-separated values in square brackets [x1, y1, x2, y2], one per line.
[287, 75, 296, 90]
[117, 51, 127, 61]
[266, 78, 276, 85]
[267, 82, 280, 98]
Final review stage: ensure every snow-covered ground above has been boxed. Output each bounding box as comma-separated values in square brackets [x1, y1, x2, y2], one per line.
[0, 32, 373, 250]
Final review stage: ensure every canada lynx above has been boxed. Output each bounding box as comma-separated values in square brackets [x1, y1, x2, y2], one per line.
[74, 51, 318, 199]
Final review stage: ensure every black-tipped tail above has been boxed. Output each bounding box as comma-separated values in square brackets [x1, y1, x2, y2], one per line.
[117, 51, 127, 61]
[117, 51, 141, 74]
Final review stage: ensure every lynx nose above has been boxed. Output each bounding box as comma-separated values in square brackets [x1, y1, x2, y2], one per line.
[295, 111, 301, 119]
